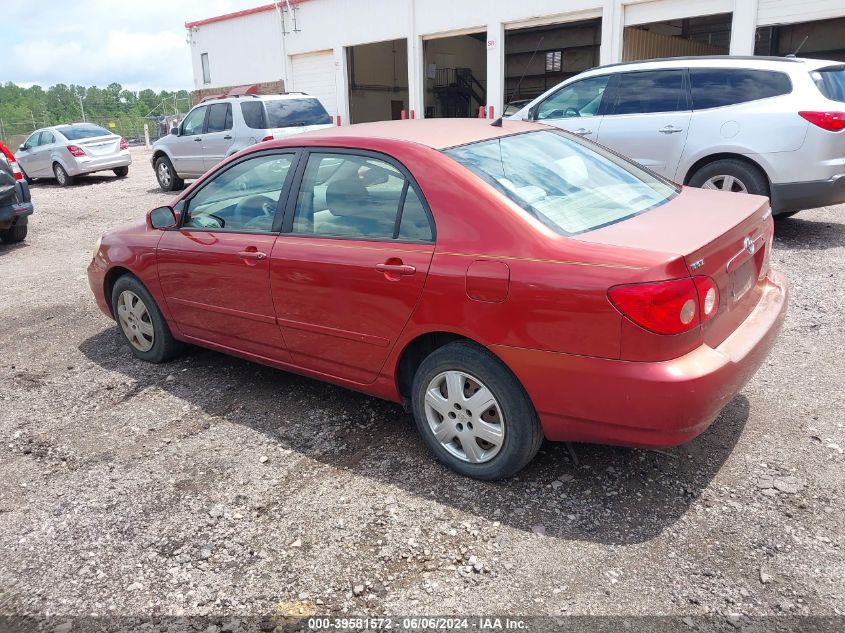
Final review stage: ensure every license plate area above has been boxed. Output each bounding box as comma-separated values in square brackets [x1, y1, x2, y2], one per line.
[731, 258, 755, 302]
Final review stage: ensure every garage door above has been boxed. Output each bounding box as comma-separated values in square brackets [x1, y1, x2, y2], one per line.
[291, 50, 337, 118]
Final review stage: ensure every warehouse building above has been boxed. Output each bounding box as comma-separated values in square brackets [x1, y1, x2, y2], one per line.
[185, 0, 845, 122]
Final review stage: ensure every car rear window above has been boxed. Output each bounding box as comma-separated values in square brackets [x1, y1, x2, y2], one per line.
[241, 98, 331, 129]
[811, 66, 845, 103]
[690, 68, 792, 109]
[444, 130, 678, 236]
[57, 125, 111, 140]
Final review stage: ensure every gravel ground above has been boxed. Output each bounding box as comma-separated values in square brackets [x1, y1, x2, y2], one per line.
[0, 148, 843, 631]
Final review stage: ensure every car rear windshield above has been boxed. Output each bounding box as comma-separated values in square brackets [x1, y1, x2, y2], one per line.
[241, 98, 331, 129]
[443, 130, 678, 235]
[57, 125, 112, 140]
[811, 66, 845, 103]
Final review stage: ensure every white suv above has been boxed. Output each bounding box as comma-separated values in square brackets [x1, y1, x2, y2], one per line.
[509, 56, 845, 216]
[151, 91, 333, 191]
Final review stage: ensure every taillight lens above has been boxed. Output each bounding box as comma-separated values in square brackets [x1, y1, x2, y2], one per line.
[608, 278, 700, 335]
[67, 145, 85, 157]
[799, 111, 845, 131]
[693, 276, 719, 323]
[0, 144, 21, 180]
[261, 135, 274, 142]
[119, 138, 128, 150]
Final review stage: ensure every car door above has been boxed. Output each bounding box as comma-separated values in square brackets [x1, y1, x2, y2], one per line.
[531, 74, 612, 140]
[594, 69, 691, 178]
[156, 150, 298, 360]
[170, 105, 207, 176]
[31, 130, 56, 176]
[16, 132, 42, 176]
[270, 150, 436, 384]
[202, 102, 236, 171]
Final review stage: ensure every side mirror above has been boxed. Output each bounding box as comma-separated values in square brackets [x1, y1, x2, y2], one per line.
[149, 206, 178, 229]
[19, 145, 27, 152]
[170, 127, 179, 136]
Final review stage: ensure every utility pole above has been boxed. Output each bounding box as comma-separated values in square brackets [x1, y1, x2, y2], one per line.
[78, 95, 86, 122]
[30, 111, 36, 129]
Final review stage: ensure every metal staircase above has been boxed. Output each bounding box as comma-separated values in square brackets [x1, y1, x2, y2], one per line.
[432, 68, 486, 118]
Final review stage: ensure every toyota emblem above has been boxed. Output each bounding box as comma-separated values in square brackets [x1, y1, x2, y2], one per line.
[744, 236, 755, 255]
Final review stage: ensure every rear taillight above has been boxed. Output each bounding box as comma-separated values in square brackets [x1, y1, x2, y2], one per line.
[799, 111, 845, 131]
[0, 145, 21, 180]
[67, 145, 85, 157]
[119, 138, 128, 150]
[609, 278, 700, 335]
[693, 276, 720, 323]
[261, 135, 274, 142]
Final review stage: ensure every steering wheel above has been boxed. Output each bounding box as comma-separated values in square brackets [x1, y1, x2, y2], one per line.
[233, 195, 277, 225]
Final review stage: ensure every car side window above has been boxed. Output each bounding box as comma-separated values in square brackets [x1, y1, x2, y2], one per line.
[610, 70, 688, 115]
[40, 131, 55, 145]
[181, 106, 207, 136]
[206, 103, 232, 133]
[23, 133, 40, 150]
[690, 69, 792, 110]
[240, 101, 266, 129]
[536, 75, 610, 121]
[292, 152, 432, 242]
[184, 153, 294, 233]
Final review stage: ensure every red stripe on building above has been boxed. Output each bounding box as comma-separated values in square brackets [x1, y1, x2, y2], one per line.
[185, 0, 308, 29]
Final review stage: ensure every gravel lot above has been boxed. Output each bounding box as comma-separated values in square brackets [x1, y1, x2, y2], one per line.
[0, 148, 843, 631]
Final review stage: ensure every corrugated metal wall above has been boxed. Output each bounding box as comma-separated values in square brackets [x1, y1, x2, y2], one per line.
[622, 28, 725, 61]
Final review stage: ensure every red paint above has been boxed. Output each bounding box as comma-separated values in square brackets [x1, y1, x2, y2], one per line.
[401, 110, 406, 120]
[87, 119, 788, 449]
[478, 106, 485, 119]
[335, 115, 341, 127]
[410, 110, 415, 119]
[184, 1, 309, 29]
[488, 105, 494, 119]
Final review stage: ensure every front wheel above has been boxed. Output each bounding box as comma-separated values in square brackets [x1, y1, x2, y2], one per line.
[110, 275, 182, 363]
[688, 159, 768, 197]
[154, 156, 184, 192]
[53, 163, 74, 187]
[411, 341, 543, 480]
[0, 223, 27, 243]
[113, 166, 129, 178]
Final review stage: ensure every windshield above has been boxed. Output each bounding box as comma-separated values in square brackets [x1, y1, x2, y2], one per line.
[444, 130, 678, 235]
[811, 66, 845, 103]
[248, 98, 332, 129]
[57, 125, 112, 140]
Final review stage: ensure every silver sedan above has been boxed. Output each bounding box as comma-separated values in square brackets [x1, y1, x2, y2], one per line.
[15, 123, 132, 186]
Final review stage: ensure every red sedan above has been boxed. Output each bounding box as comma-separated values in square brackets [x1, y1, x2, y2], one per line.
[87, 119, 788, 479]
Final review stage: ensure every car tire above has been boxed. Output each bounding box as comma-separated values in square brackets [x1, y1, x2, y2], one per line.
[110, 274, 182, 363]
[0, 223, 27, 243]
[411, 341, 543, 480]
[154, 156, 184, 192]
[688, 159, 769, 197]
[113, 166, 129, 178]
[53, 163, 74, 187]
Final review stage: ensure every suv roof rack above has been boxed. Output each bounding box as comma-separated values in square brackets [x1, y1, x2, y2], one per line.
[594, 55, 802, 72]
[199, 84, 261, 103]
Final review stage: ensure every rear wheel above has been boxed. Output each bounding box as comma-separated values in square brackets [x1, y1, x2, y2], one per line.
[110, 275, 182, 363]
[411, 341, 543, 480]
[154, 156, 184, 192]
[113, 166, 129, 178]
[688, 159, 769, 197]
[53, 163, 74, 187]
[0, 223, 27, 243]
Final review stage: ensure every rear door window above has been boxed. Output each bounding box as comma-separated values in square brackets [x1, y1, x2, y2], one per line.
[811, 66, 845, 102]
[690, 69, 792, 109]
[241, 101, 266, 129]
[610, 70, 688, 115]
[39, 131, 55, 145]
[206, 103, 233, 132]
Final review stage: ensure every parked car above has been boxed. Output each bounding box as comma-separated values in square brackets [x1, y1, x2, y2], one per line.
[509, 55, 845, 216]
[89, 119, 787, 479]
[0, 142, 33, 243]
[504, 98, 532, 117]
[15, 123, 131, 186]
[151, 91, 333, 192]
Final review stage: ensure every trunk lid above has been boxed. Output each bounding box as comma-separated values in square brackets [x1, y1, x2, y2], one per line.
[576, 186, 774, 347]
[76, 135, 121, 157]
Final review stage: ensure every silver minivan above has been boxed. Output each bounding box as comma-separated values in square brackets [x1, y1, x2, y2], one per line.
[510, 56, 845, 216]
[151, 92, 333, 191]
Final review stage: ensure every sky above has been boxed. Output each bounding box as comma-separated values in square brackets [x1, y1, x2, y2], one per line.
[1, 0, 264, 91]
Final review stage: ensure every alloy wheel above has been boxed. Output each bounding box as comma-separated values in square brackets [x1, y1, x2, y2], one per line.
[157, 163, 172, 187]
[423, 370, 505, 464]
[116, 290, 155, 352]
[701, 175, 748, 193]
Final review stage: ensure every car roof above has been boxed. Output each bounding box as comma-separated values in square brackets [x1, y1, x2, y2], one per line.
[290, 118, 549, 150]
[579, 55, 841, 76]
[200, 92, 319, 105]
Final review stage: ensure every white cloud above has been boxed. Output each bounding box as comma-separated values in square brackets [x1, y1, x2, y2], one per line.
[2, 0, 260, 91]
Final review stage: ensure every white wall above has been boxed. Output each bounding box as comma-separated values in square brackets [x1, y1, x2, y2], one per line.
[187, 0, 845, 121]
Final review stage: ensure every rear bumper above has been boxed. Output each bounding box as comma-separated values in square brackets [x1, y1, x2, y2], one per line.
[66, 151, 132, 176]
[770, 174, 845, 213]
[492, 270, 788, 447]
[0, 181, 34, 228]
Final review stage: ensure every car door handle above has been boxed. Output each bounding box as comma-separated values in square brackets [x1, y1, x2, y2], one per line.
[194, 137, 202, 142]
[659, 125, 684, 134]
[375, 263, 416, 275]
[237, 250, 267, 260]
[223, 135, 233, 140]
[573, 128, 592, 135]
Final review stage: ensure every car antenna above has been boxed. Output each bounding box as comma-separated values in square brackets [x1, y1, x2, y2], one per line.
[490, 117, 503, 127]
[786, 35, 809, 57]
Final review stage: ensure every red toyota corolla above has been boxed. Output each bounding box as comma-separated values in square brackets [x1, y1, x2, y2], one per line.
[87, 119, 787, 479]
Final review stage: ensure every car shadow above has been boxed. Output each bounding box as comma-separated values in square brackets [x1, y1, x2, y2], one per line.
[0, 240, 29, 256]
[78, 327, 749, 545]
[28, 174, 124, 188]
[774, 215, 845, 251]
